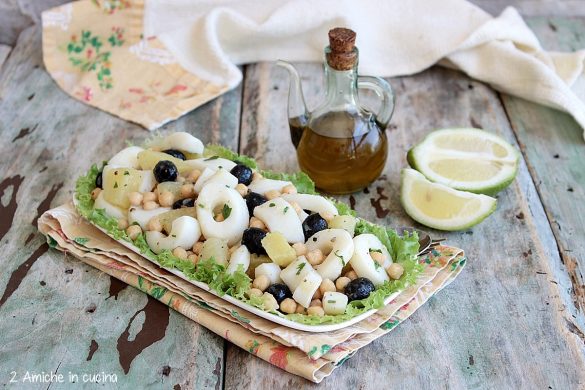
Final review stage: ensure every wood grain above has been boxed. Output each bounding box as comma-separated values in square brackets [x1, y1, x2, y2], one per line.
[0, 25, 243, 388]
[0, 45, 11, 69]
[500, 16, 585, 327]
[226, 61, 585, 388]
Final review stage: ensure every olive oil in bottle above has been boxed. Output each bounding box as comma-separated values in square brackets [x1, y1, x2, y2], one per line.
[294, 111, 387, 194]
[279, 27, 394, 194]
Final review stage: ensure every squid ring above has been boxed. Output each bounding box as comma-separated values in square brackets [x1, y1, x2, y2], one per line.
[196, 183, 249, 245]
[306, 229, 354, 281]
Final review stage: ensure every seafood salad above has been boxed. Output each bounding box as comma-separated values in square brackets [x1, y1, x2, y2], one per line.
[75, 132, 421, 325]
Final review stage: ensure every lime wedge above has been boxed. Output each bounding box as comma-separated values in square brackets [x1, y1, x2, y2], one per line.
[407, 128, 519, 195]
[401, 168, 497, 231]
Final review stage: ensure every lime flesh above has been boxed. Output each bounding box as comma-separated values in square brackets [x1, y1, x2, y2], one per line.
[401, 168, 497, 231]
[408, 128, 519, 195]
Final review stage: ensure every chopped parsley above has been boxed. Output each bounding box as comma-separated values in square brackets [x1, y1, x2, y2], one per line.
[222, 204, 232, 219]
[369, 248, 382, 253]
[198, 204, 205, 208]
[204, 156, 219, 161]
[373, 259, 382, 270]
[334, 250, 345, 266]
[124, 170, 130, 175]
[113, 182, 118, 188]
[283, 206, 289, 214]
[327, 300, 336, 304]
[269, 203, 275, 207]
[296, 262, 306, 275]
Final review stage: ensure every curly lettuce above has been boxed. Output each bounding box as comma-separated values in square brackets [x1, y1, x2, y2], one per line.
[204, 144, 258, 169]
[260, 170, 317, 195]
[74, 144, 423, 326]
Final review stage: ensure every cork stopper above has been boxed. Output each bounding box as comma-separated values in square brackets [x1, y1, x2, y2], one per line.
[326, 28, 357, 71]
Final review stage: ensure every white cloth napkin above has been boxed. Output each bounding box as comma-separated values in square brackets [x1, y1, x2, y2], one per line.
[144, 0, 585, 137]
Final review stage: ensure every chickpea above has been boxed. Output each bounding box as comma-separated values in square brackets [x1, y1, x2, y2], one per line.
[143, 200, 158, 210]
[128, 191, 143, 206]
[192, 241, 204, 254]
[319, 211, 335, 222]
[252, 172, 263, 181]
[249, 217, 266, 230]
[309, 299, 322, 307]
[345, 270, 358, 280]
[335, 276, 351, 291]
[247, 288, 263, 298]
[292, 242, 307, 257]
[187, 169, 202, 182]
[252, 275, 270, 292]
[146, 217, 162, 232]
[312, 288, 322, 300]
[289, 201, 302, 214]
[143, 191, 157, 202]
[279, 298, 297, 314]
[282, 184, 297, 194]
[265, 190, 281, 200]
[306, 249, 324, 266]
[126, 224, 142, 240]
[158, 191, 174, 207]
[319, 279, 336, 295]
[117, 218, 129, 230]
[295, 305, 307, 314]
[370, 251, 385, 265]
[386, 263, 405, 280]
[180, 184, 194, 197]
[235, 183, 248, 197]
[261, 292, 279, 311]
[172, 247, 188, 259]
[307, 306, 325, 317]
[187, 254, 199, 263]
[90, 188, 102, 200]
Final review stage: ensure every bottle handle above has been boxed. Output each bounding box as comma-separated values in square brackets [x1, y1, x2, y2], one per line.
[357, 76, 395, 128]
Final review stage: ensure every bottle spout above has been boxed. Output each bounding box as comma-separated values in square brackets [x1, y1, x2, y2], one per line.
[276, 60, 308, 121]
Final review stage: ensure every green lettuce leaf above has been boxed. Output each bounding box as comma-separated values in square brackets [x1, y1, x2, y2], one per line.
[388, 228, 420, 263]
[260, 170, 317, 195]
[204, 144, 258, 169]
[332, 199, 357, 217]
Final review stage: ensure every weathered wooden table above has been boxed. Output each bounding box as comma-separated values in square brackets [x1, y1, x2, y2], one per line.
[1, 1, 584, 388]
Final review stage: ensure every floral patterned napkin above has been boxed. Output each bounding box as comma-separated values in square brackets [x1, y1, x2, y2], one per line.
[38, 202, 466, 382]
[42, 0, 228, 129]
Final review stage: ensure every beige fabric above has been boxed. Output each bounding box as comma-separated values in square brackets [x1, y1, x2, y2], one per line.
[42, 0, 585, 135]
[39, 203, 466, 382]
[42, 0, 228, 129]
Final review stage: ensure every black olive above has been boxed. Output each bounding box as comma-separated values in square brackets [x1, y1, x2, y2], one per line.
[153, 160, 178, 183]
[95, 171, 103, 189]
[241, 227, 267, 255]
[172, 198, 194, 209]
[230, 164, 253, 186]
[244, 192, 267, 217]
[302, 213, 328, 241]
[344, 277, 375, 301]
[266, 283, 292, 305]
[162, 149, 186, 160]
